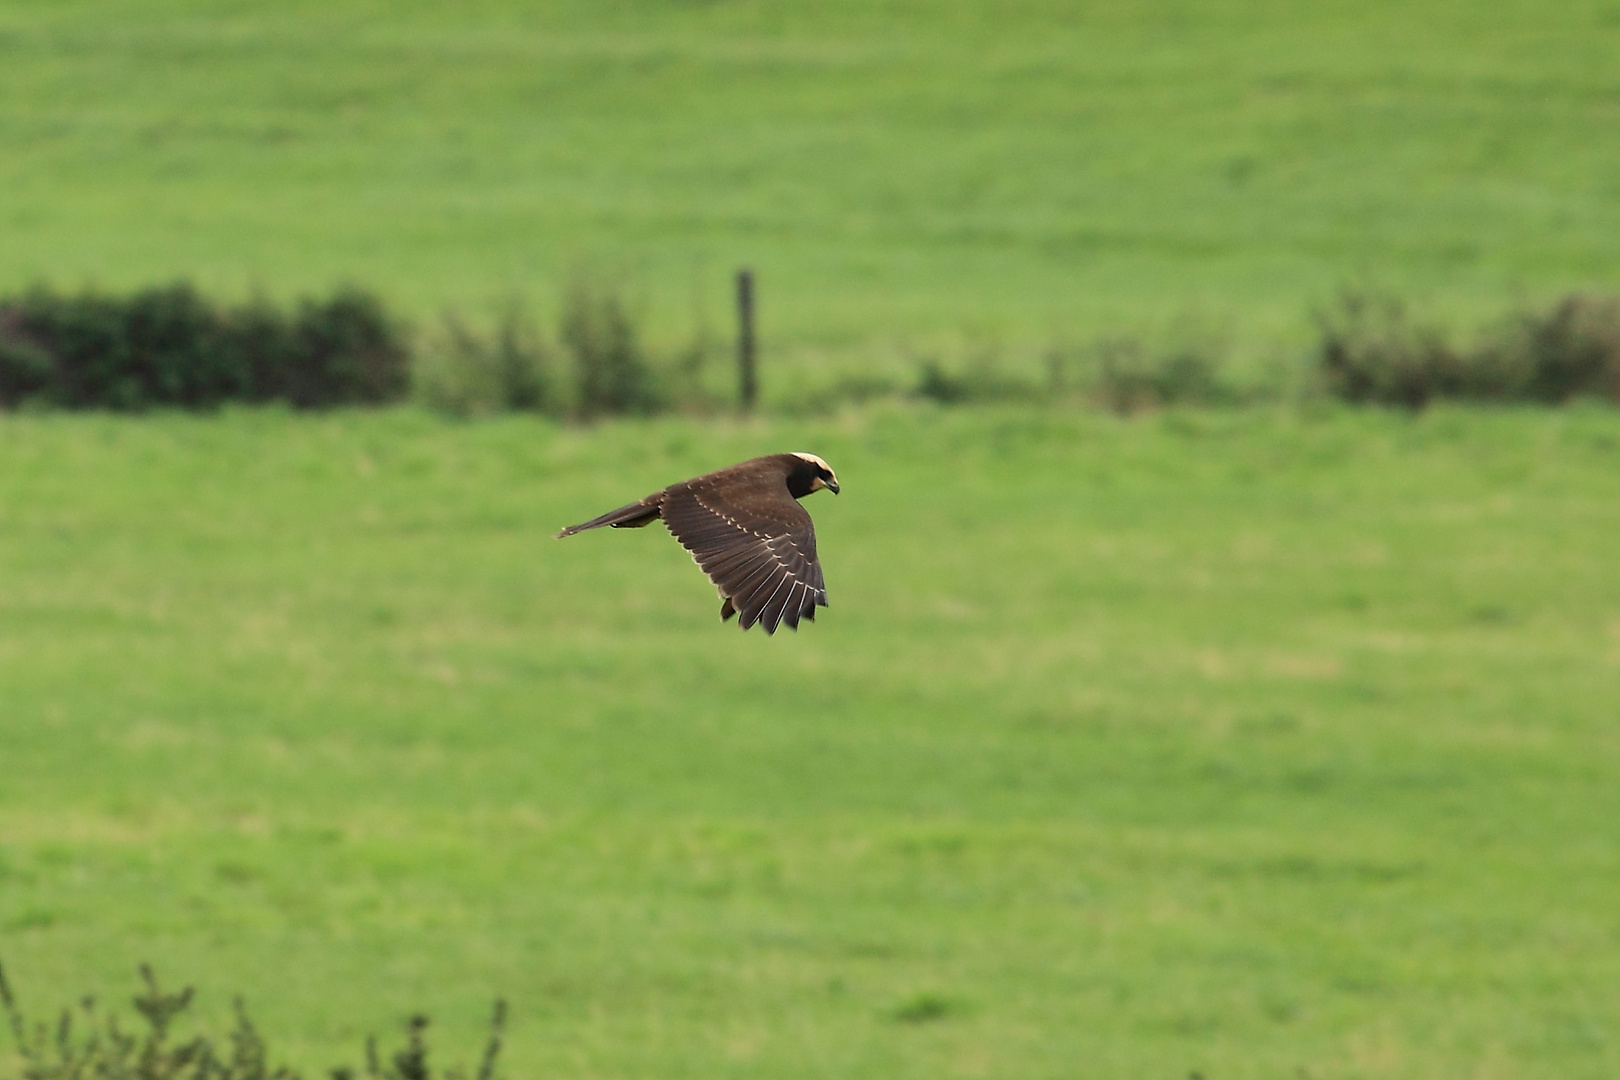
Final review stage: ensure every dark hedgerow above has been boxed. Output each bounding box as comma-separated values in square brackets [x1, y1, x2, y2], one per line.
[8, 279, 1620, 416]
[0, 319, 54, 406]
[1314, 292, 1474, 408]
[1090, 339, 1237, 414]
[280, 290, 410, 408]
[1315, 290, 1620, 408]
[0, 961, 505, 1080]
[1507, 294, 1620, 403]
[0, 284, 409, 411]
[415, 305, 553, 419]
[912, 352, 1042, 406]
[560, 278, 662, 419]
[416, 283, 718, 421]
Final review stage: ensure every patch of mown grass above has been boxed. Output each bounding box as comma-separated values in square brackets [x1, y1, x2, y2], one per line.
[0, 406, 1617, 1077]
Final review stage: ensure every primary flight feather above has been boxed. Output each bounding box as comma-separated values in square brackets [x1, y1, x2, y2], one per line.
[556, 452, 840, 634]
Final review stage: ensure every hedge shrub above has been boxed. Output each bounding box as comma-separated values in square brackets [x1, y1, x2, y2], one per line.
[1316, 291, 1620, 408]
[0, 284, 409, 410]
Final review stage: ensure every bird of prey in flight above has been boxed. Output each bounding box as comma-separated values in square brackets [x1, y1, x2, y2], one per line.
[557, 452, 840, 634]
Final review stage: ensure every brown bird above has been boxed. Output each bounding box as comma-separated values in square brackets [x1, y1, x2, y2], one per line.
[556, 453, 840, 634]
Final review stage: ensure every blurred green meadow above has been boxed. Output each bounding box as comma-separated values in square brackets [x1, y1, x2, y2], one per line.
[2, 406, 1618, 1078]
[3, 0, 1620, 388]
[5, 0, 1620, 1075]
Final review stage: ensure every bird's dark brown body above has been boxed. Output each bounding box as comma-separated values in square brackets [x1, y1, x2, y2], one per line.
[556, 453, 839, 634]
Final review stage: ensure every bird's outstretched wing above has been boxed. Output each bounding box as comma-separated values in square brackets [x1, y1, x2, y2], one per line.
[659, 466, 827, 634]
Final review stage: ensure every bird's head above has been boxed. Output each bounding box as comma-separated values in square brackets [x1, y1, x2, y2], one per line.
[789, 452, 840, 496]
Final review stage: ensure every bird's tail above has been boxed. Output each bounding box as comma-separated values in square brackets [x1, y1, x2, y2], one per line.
[555, 497, 662, 538]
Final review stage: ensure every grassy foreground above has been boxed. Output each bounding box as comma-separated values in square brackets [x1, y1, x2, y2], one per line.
[1, 405, 1618, 1077]
[3, 0, 1620, 375]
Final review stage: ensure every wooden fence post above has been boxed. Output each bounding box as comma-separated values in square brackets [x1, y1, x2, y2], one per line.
[736, 268, 756, 411]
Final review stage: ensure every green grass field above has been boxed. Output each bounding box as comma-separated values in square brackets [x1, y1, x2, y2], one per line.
[4, 1, 1620, 1073]
[2, 406, 1618, 1078]
[4, 0, 1620, 385]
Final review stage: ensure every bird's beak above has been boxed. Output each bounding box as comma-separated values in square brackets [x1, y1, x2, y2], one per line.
[826, 479, 840, 494]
